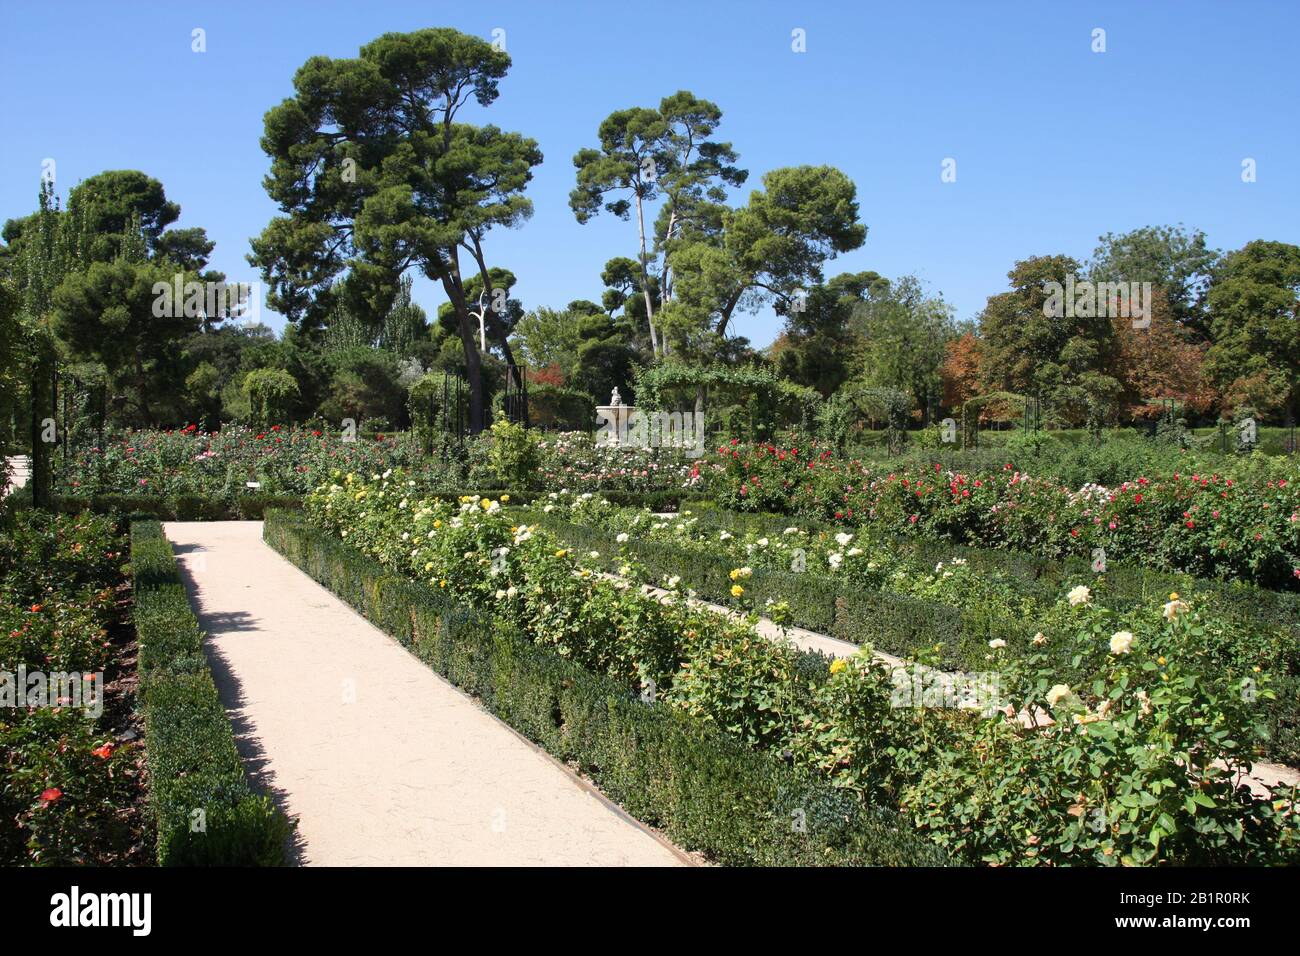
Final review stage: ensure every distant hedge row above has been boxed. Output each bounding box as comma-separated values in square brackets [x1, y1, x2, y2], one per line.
[14, 491, 303, 520]
[12, 488, 700, 520]
[263, 508, 946, 867]
[131, 521, 292, 865]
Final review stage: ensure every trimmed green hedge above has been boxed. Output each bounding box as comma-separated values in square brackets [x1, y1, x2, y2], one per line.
[263, 508, 946, 866]
[429, 488, 708, 511]
[131, 521, 292, 865]
[22, 489, 698, 520]
[525, 509, 1300, 767]
[28, 492, 303, 520]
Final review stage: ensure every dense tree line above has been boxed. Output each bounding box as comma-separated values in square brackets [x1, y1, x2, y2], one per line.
[2, 27, 1297, 451]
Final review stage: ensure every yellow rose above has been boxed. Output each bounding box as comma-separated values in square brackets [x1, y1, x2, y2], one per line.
[829, 658, 847, 675]
[730, 584, 744, 598]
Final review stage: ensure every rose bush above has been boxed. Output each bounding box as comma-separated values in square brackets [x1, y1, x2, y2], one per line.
[899, 598, 1296, 865]
[709, 439, 1300, 589]
[0, 511, 143, 865]
[57, 425, 426, 500]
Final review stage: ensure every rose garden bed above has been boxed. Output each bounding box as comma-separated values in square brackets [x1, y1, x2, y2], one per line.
[291, 471, 1300, 865]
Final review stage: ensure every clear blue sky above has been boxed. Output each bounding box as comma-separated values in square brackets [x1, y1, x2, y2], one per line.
[2, 0, 1297, 347]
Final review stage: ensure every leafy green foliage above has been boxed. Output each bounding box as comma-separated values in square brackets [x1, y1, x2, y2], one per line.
[0, 512, 142, 866]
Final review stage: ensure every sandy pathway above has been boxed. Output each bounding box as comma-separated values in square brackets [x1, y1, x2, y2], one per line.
[161, 521, 687, 867]
[3, 455, 30, 497]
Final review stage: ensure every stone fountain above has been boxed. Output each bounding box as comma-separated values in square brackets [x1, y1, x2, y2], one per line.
[595, 387, 634, 446]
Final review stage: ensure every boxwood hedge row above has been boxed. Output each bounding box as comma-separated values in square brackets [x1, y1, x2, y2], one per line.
[21, 488, 699, 521]
[131, 521, 292, 865]
[262, 508, 947, 867]
[33, 492, 303, 520]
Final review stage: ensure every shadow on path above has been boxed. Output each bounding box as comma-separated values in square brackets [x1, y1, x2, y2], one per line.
[171, 540, 308, 866]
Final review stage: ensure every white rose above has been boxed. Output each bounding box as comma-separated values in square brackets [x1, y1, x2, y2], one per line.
[1109, 630, 1134, 655]
[835, 532, 853, 547]
[616, 532, 629, 543]
[1046, 684, 1072, 708]
[1067, 585, 1092, 607]
[988, 639, 1007, 649]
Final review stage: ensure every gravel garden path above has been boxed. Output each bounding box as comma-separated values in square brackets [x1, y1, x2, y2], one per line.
[161, 520, 689, 867]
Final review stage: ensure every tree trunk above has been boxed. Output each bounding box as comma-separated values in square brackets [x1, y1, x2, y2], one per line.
[657, 210, 677, 305]
[633, 189, 659, 358]
[439, 271, 486, 434]
[29, 346, 53, 508]
[133, 353, 156, 427]
[466, 236, 521, 372]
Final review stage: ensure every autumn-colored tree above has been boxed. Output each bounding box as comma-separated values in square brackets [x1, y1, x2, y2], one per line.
[940, 330, 982, 410]
[528, 363, 566, 387]
[1110, 287, 1216, 420]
